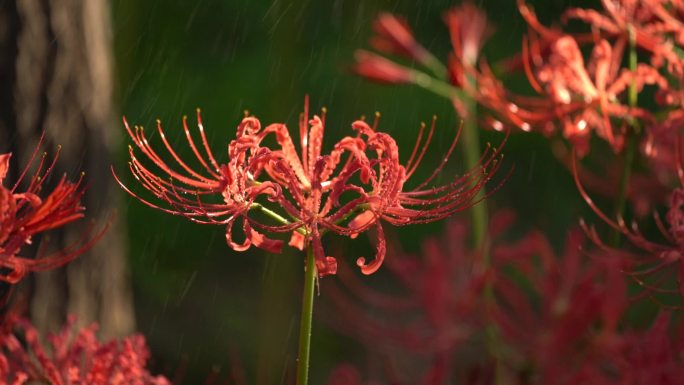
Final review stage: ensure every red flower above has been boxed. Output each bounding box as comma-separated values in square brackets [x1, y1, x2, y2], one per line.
[0, 315, 169, 385]
[444, 2, 491, 69]
[369, 13, 432, 65]
[0, 146, 99, 284]
[492, 229, 627, 385]
[563, 0, 684, 74]
[527, 35, 665, 153]
[118, 98, 503, 277]
[321, 212, 515, 384]
[114, 110, 287, 255]
[324, 216, 489, 355]
[615, 312, 684, 384]
[363, 11, 447, 79]
[573, 139, 684, 301]
[253, 98, 503, 275]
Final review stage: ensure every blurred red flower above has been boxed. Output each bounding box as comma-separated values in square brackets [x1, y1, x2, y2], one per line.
[369, 12, 431, 64]
[614, 312, 684, 384]
[0, 146, 100, 285]
[563, 0, 684, 74]
[492, 229, 628, 384]
[574, 138, 684, 301]
[0, 315, 169, 385]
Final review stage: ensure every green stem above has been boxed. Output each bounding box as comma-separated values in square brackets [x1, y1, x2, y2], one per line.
[251, 203, 306, 235]
[461, 72, 504, 384]
[462, 97, 489, 252]
[420, 51, 449, 80]
[296, 245, 317, 385]
[411, 70, 466, 100]
[611, 25, 639, 247]
[417, 59, 503, 380]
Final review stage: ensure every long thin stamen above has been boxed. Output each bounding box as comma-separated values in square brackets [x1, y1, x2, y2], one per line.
[183, 114, 221, 178]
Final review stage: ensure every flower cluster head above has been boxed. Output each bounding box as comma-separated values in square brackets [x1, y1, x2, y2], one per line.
[116, 97, 503, 277]
[0, 315, 169, 385]
[0, 143, 100, 285]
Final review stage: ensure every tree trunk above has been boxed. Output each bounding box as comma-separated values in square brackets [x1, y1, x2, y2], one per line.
[0, 0, 134, 338]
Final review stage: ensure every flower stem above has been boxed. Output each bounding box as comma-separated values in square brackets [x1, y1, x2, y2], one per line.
[421, 52, 449, 80]
[460, 71, 505, 384]
[611, 25, 639, 247]
[409, 65, 503, 381]
[251, 203, 306, 235]
[296, 245, 317, 385]
[462, 98, 489, 252]
[411, 70, 465, 100]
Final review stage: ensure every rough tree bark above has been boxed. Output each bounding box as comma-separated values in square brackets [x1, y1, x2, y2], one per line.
[0, 0, 135, 338]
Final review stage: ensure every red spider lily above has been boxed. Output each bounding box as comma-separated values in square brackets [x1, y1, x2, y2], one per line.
[0, 315, 169, 385]
[562, 0, 684, 74]
[113, 110, 288, 255]
[491, 229, 628, 385]
[325, 211, 627, 384]
[643, 112, 684, 181]
[442, 1, 492, 120]
[118, 98, 504, 277]
[444, 2, 491, 70]
[363, 11, 448, 80]
[265, 103, 503, 275]
[321, 212, 515, 384]
[323, 213, 513, 353]
[543, 36, 666, 151]
[369, 13, 435, 68]
[465, 27, 666, 155]
[573, 138, 684, 301]
[0, 145, 101, 285]
[613, 312, 684, 384]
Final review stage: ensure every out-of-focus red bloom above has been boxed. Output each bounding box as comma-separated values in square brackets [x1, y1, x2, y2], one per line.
[370, 13, 432, 66]
[614, 312, 684, 384]
[362, 11, 448, 80]
[643, 112, 684, 180]
[118, 98, 503, 277]
[327, 364, 367, 385]
[322, 212, 514, 384]
[444, 2, 491, 70]
[0, 315, 169, 385]
[325, 210, 631, 384]
[573, 139, 684, 301]
[324, 213, 510, 352]
[352, 50, 415, 85]
[563, 0, 684, 74]
[0, 146, 98, 284]
[326, 362, 494, 385]
[443, 2, 492, 119]
[526, 35, 665, 154]
[491, 229, 628, 385]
